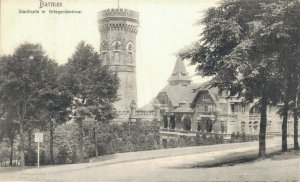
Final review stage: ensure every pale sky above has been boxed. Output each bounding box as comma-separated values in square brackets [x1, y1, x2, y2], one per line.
[0, 0, 219, 107]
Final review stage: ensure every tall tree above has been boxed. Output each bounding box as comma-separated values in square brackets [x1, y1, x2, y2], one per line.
[0, 43, 56, 167]
[178, 0, 282, 158]
[0, 108, 19, 166]
[293, 76, 299, 150]
[38, 63, 72, 164]
[255, 1, 300, 151]
[63, 41, 119, 159]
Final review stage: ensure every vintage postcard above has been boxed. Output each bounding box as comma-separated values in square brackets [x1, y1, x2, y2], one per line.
[0, 0, 299, 181]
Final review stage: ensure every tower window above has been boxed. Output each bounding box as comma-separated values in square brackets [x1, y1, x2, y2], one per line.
[101, 41, 108, 52]
[114, 52, 120, 64]
[126, 42, 134, 64]
[128, 52, 132, 63]
[102, 52, 107, 65]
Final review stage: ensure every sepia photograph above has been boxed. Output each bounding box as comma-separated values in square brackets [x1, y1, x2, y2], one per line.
[0, 0, 300, 181]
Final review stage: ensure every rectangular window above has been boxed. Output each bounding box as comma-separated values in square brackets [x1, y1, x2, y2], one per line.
[114, 52, 120, 63]
[204, 104, 208, 112]
[231, 104, 235, 113]
[218, 89, 222, 96]
[208, 104, 214, 112]
[241, 104, 245, 112]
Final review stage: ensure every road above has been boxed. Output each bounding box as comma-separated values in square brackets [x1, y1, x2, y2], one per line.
[0, 137, 299, 182]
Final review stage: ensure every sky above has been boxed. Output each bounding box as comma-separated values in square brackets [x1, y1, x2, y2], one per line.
[0, 0, 219, 107]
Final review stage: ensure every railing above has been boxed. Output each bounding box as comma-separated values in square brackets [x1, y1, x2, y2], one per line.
[160, 128, 229, 136]
[135, 110, 155, 116]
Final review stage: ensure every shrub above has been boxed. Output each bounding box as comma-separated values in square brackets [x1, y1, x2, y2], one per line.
[241, 132, 246, 142]
[195, 134, 203, 146]
[168, 138, 177, 148]
[236, 132, 241, 139]
[218, 135, 224, 144]
[25, 148, 37, 166]
[138, 134, 147, 151]
[200, 133, 207, 145]
[177, 136, 186, 147]
[146, 135, 158, 150]
[230, 132, 236, 143]
[57, 145, 70, 164]
[162, 138, 168, 148]
[121, 141, 134, 153]
[246, 134, 251, 142]
[186, 137, 196, 146]
[106, 139, 118, 154]
[207, 134, 216, 145]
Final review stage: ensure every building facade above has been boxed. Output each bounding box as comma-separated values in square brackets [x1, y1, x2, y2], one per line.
[98, 8, 139, 122]
[96, 9, 299, 135]
[152, 58, 299, 142]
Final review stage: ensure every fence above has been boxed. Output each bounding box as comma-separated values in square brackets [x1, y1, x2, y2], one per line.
[0, 159, 20, 167]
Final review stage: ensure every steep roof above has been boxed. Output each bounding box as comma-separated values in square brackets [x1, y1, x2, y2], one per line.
[168, 58, 191, 85]
[159, 84, 200, 106]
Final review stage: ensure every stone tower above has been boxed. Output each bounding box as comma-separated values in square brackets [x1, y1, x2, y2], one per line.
[97, 8, 139, 113]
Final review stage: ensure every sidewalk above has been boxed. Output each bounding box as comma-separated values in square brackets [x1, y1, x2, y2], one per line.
[3, 136, 293, 175]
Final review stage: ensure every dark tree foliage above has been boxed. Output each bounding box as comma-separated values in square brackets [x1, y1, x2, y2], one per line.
[36, 61, 73, 164]
[0, 43, 61, 167]
[63, 41, 119, 158]
[179, 0, 300, 157]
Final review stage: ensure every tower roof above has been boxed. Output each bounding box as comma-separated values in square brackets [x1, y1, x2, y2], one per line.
[168, 58, 191, 86]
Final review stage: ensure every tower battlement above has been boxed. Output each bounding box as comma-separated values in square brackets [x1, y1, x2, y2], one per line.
[98, 8, 139, 22]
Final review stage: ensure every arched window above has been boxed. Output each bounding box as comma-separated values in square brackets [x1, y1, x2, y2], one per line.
[127, 42, 134, 64]
[111, 40, 122, 64]
[199, 120, 206, 132]
[250, 105, 261, 114]
[253, 121, 259, 132]
[249, 121, 253, 132]
[101, 41, 108, 52]
[163, 115, 168, 128]
[206, 119, 213, 132]
[170, 114, 175, 129]
[183, 117, 191, 131]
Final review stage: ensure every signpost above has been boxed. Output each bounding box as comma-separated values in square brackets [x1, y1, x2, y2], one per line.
[34, 132, 43, 168]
